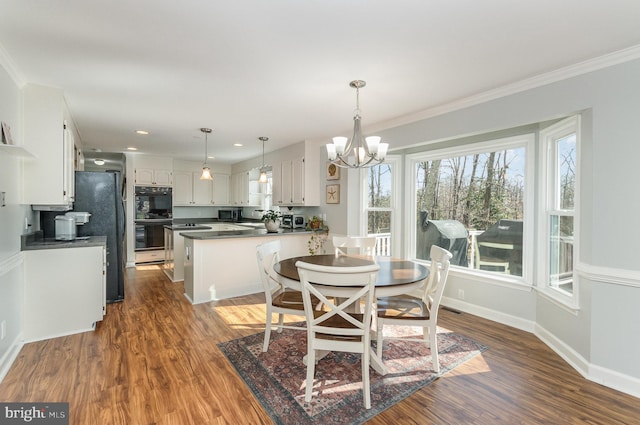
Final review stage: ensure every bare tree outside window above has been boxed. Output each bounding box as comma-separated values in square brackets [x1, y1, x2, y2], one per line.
[414, 146, 526, 276]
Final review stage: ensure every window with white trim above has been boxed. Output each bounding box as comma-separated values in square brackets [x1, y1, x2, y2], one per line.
[407, 135, 534, 284]
[364, 157, 400, 257]
[539, 116, 579, 300]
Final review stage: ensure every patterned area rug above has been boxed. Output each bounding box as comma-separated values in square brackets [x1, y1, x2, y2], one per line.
[219, 325, 487, 425]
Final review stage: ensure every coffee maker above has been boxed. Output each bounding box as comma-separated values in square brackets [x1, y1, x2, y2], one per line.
[55, 212, 91, 240]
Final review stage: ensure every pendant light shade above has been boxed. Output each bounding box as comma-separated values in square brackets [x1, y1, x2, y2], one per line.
[258, 136, 268, 183]
[200, 127, 213, 180]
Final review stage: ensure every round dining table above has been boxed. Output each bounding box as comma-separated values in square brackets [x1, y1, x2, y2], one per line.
[274, 254, 429, 297]
[273, 254, 429, 376]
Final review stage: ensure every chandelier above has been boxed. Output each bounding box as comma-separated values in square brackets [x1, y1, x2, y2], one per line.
[326, 80, 389, 168]
[200, 127, 213, 180]
[258, 136, 269, 183]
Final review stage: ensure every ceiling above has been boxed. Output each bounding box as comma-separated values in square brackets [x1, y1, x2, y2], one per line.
[1, 1, 640, 165]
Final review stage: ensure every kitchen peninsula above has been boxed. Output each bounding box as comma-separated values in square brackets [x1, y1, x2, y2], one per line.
[181, 227, 311, 304]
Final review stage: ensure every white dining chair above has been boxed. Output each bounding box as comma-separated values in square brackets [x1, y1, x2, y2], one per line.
[332, 235, 377, 256]
[296, 260, 380, 409]
[375, 245, 452, 373]
[256, 240, 319, 352]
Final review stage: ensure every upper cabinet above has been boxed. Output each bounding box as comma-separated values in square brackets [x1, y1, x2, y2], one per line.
[272, 142, 319, 206]
[211, 173, 230, 205]
[22, 84, 77, 207]
[172, 160, 231, 206]
[230, 170, 260, 206]
[135, 168, 172, 186]
[133, 156, 173, 186]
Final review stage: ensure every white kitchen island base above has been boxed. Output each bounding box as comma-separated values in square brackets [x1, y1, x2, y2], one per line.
[183, 232, 309, 304]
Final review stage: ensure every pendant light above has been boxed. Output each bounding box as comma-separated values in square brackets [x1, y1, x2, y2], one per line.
[326, 80, 389, 168]
[258, 136, 268, 183]
[200, 127, 213, 180]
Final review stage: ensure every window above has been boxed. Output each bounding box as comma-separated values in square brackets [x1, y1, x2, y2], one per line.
[364, 158, 400, 256]
[407, 135, 533, 282]
[539, 116, 579, 301]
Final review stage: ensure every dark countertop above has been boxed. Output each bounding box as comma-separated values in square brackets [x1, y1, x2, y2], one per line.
[180, 227, 311, 240]
[172, 217, 263, 225]
[21, 232, 107, 251]
[165, 224, 212, 231]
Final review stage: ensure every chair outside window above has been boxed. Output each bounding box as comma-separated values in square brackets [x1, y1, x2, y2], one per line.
[474, 238, 513, 274]
[256, 240, 317, 352]
[375, 245, 452, 373]
[296, 260, 380, 409]
[332, 235, 377, 256]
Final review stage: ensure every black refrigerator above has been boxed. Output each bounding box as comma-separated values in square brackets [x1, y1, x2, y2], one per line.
[73, 171, 126, 303]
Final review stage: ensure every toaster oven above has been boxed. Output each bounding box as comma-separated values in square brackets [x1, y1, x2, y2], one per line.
[281, 214, 306, 229]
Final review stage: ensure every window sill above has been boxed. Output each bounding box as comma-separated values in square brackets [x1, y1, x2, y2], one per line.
[445, 264, 534, 292]
[536, 287, 580, 315]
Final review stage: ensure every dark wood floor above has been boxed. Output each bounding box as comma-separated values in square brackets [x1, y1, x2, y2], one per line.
[1, 265, 638, 424]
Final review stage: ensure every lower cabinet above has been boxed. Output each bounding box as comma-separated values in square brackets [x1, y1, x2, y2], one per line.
[182, 234, 309, 304]
[24, 245, 106, 342]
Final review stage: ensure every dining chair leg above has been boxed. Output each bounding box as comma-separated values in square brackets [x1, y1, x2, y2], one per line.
[362, 348, 371, 409]
[305, 348, 316, 402]
[263, 307, 273, 352]
[376, 320, 384, 359]
[277, 313, 284, 333]
[429, 324, 439, 373]
[422, 325, 430, 348]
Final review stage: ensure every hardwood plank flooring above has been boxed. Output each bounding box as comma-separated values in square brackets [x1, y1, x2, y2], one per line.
[1, 265, 638, 424]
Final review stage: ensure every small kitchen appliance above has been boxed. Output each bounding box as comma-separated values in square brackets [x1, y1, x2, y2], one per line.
[281, 214, 306, 229]
[54, 215, 76, 240]
[54, 211, 92, 240]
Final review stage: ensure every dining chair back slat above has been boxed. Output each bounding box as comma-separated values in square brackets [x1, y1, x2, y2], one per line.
[332, 235, 377, 256]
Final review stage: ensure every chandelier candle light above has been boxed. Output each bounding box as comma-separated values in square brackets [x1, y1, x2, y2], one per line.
[200, 127, 213, 180]
[258, 136, 269, 183]
[326, 80, 389, 168]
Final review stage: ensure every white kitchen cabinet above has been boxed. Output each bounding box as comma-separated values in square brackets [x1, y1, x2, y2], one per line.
[230, 170, 261, 206]
[135, 167, 172, 186]
[230, 171, 249, 206]
[173, 160, 230, 206]
[175, 171, 229, 206]
[172, 171, 193, 205]
[22, 84, 77, 206]
[24, 244, 106, 342]
[131, 156, 173, 187]
[211, 173, 230, 205]
[173, 170, 213, 206]
[273, 156, 307, 206]
[271, 141, 320, 206]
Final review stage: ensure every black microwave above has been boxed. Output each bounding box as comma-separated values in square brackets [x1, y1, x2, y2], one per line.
[218, 209, 241, 221]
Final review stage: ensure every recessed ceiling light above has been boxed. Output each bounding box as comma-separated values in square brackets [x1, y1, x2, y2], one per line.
[127, 147, 138, 151]
[207, 155, 215, 159]
[135, 130, 149, 135]
[94, 159, 105, 166]
[234, 143, 243, 147]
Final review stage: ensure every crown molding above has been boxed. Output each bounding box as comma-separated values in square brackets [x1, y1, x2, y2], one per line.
[373, 44, 640, 132]
[0, 42, 25, 87]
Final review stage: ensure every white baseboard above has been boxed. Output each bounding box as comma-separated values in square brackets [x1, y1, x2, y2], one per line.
[442, 297, 640, 398]
[442, 297, 536, 333]
[0, 333, 24, 384]
[212, 283, 262, 302]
